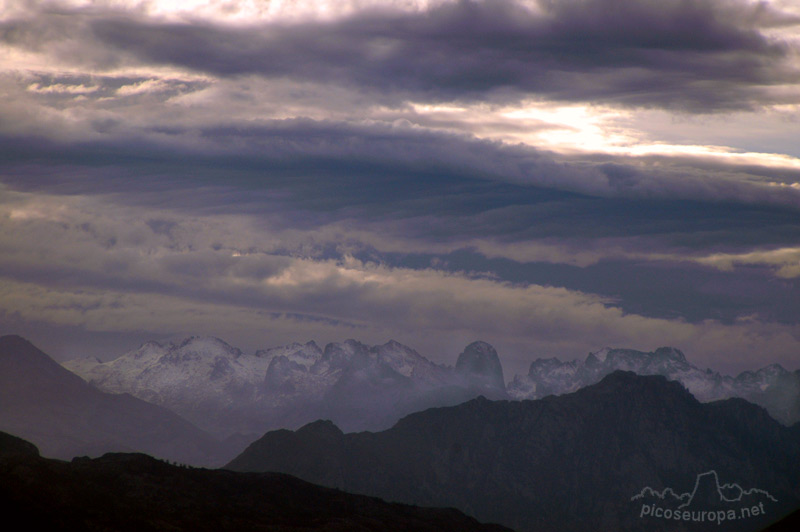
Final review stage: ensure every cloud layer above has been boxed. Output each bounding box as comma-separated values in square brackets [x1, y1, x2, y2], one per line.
[4, 0, 799, 111]
[1, 0, 798, 375]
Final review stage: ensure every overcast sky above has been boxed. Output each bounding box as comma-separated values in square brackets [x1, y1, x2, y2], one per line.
[1, 0, 799, 378]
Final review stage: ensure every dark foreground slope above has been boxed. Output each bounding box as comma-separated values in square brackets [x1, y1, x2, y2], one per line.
[0, 430, 510, 532]
[228, 371, 800, 532]
[0, 335, 235, 467]
[761, 508, 800, 532]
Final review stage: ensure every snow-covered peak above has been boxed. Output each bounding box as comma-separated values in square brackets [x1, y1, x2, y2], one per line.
[653, 347, 687, 363]
[371, 340, 446, 381]
[581, 346, 691, 375]
[322, 340, 370, 365]
[255, 341, 322, 367]
[528, 357, 579, 378]
[591, 347, 613, 363]
[255, 343, 300, 358]
[137, 340, 164, 353]
[373, 341, 420, 376]
[383, 339, 406, 350]
[755, 364, 788, 379]
[735, 364, 789, 386]
[172, 336, 241, 358]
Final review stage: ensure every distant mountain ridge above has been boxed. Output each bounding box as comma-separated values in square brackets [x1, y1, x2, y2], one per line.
[226, 371, 800, 532]
[64, 336, 800, 435]
[0, 335, 234, 466]
[64, 336, 507, 437]
[508, 346, 800, 425]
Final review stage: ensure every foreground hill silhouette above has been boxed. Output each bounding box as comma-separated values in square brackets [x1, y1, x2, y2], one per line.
[0, 335, 234, 466]
[227, 371, 800, 532]
[0, 430, 510, 532]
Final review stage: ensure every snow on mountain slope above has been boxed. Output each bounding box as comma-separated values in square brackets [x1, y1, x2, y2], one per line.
[64, 337, 799, 436]
[372, 340, 451, 385]
[508, 346, 799, 425]
[64, 337, 499, 437]
[65, 336, 262, 406]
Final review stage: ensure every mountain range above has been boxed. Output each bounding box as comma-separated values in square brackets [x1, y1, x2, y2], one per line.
[64, 337, 800, 442]
[226, 371, 800, 532]
[64, 336, 508, 437]
[3, 332, 798, 530]
[509, 346, 800, 425]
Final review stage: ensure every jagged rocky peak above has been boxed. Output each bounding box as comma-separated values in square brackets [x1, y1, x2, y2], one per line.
[254, 341, 323, 369]
[589, 346, 613, 363]
[528, 357, 577, 377]
[586, 347, 637, 366]
[265, 354, 307, 383]
[734, 363, 789, 385]
[126, 340, 166, 361]
[584, 346, 691, 372]
[371, 340, 429, 376]
[375, 339, 420, 359]
[175, 335, 241, 355]
[456, 341, 505, 390]
[139, 340, 164, 350]
[653, 346, 688, 363]
[302, 340, 322, 352]
[256, 340, 321, 356]
[382, 339, 405, 349]
[322, 339, 370, 365]
[157, 336, 242, 364]
[756, 363, 789, 379]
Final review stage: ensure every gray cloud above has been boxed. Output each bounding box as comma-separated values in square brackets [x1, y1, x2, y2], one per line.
[2, 0, 798, 111]
[1, 0, 799, 375]
[4, 112, 800, 216]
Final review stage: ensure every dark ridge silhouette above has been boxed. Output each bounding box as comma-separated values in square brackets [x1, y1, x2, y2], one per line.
[0, 335, 236, 466]
[228, 371, 800, 532]
[0, 430, 511, 532]
[0, 430, 39, 458]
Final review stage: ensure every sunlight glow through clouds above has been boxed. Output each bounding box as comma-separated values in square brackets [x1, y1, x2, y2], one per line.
[22, 0, 454, 22]
[3, 1, 798, 171]
[408, 100, 800, 171]
[500, 104, 634, 152]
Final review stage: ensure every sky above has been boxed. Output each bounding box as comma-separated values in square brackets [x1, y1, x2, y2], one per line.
[1, 0, 800, 378]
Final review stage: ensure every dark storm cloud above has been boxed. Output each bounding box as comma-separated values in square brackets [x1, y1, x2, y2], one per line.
[3, 0, 798, 111]
[3, 114, 800, 265]
[3, 111, 800, 214]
